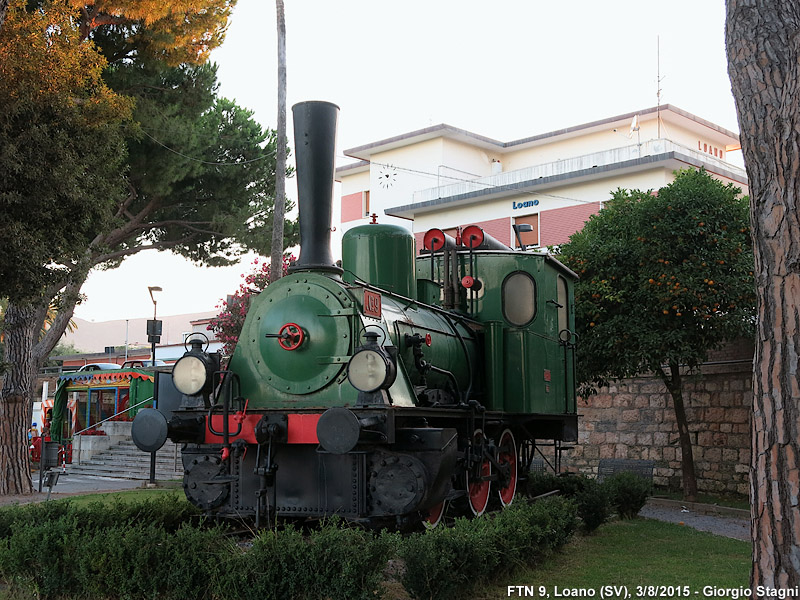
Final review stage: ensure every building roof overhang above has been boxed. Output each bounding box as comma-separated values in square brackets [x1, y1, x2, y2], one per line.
[337, 104, 740, 173]
[385, 150, 748, 220]
[335, 159, 370, 180]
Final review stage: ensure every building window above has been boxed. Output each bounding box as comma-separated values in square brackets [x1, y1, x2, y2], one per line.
[363, 190, 370, 217]
[513, 214, 539, 248]
[502, 271, 537, 326]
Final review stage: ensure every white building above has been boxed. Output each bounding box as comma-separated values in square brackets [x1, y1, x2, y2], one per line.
[336, 105, 747, 251]
[59, 311, 222, 364]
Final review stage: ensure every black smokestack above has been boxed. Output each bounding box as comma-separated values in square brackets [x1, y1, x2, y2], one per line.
[289, 101, 342, 274]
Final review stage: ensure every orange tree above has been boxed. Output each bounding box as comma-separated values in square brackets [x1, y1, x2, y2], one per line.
[559, 168, 756, 500]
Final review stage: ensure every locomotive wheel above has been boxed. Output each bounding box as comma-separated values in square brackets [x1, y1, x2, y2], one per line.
[467, 430, 491, 516]
[497, 429, 518, 507]
[423, 500, 448, 529]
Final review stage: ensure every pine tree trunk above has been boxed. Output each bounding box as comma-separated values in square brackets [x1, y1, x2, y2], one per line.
[0, 303, 38, 495]
[270, 0, 287, 284]
[660, 362, 698, 501]
[726, 0, 800, 588]
[0, 0, 9, 34]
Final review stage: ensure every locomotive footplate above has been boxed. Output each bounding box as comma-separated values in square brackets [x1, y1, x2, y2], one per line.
[182, 423, 459, 520]
[263, 426, 457, 520]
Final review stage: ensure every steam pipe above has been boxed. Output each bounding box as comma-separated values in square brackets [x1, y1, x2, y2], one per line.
[288, 101, 342, 274]
[461, 225, 512, 251]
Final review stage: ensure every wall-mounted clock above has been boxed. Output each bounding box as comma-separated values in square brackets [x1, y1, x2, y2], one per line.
[378, 165, 397, 188]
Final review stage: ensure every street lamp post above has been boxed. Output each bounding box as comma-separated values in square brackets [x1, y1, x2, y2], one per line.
[147, 286, 162, 367]
[146, 286, 162, 485]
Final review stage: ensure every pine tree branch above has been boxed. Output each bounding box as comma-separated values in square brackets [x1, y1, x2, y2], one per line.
[143, 220, 220, 236]
[93, 237, 194, 264]
[33, 278, 83, 364]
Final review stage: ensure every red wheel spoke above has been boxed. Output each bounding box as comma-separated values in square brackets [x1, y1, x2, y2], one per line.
[497, 429, 518, 507]
[467, 429, 491, 516]
[424, 499, 447, 529]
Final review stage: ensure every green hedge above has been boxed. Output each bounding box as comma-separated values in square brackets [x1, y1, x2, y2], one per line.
[525, 470, 651, 530]
[0, 494, 200, 540]
[399, 497, 578, 600]
[213, 521, 396, 600]
[604, 471, 653, 519]
[0, 496, 578, 600]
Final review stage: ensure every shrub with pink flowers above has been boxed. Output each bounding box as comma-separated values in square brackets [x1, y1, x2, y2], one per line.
[207, 255, 294, 355]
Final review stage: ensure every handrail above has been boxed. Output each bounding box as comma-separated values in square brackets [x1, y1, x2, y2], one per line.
[71, 397, 153, 466]
[412, 138, 747, 204]
[72, 397, 154, 437]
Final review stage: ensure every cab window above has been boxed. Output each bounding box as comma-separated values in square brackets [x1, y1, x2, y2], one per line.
[502, 271, 537, 326]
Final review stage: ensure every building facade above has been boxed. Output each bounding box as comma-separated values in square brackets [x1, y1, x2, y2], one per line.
[56, 311, 222, 368]
[336, 105, 748, 251]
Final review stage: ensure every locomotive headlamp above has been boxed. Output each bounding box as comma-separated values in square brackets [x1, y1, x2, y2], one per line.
[347, 332, 397, 393]
[172, 337, 216, 396]
[172, 355, 209, 395]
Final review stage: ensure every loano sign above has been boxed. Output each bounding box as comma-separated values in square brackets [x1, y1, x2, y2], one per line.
[512, 199, 539, 210]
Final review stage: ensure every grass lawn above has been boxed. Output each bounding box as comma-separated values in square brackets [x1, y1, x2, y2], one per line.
[56, 487, 187, 507]
[477, 518, 750, 599]
[0, 486, 187, 511]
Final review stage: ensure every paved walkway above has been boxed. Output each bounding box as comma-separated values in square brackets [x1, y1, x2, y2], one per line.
[0, 471, 167, 507]
[641, 498, 750, 541]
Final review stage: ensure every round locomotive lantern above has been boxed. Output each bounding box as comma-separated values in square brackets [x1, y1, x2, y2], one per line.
[347, 331, 396, 392]
[172, 337, 215, 396]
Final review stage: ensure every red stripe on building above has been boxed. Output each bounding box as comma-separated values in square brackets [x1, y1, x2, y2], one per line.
[539, 202, 602, 246]
[414, 231, 426, 255]
[341, 192, 364, 223]
[464, 217, 512, 246]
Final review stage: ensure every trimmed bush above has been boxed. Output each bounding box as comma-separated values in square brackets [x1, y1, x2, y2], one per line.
[214, 520, 396, 600]
[0, 497, 209, 600]
[524, 472, 610, 532]
[574, 478, 611, 532]
[0, 494, 578, 600]
[0, 494, 199, 540]
[399, 516, 498, 600]
[606, 471, 652, 519]
[0, 514, 85, 598]
[399, 497, 578, 600]
[0, 518, 230, 599]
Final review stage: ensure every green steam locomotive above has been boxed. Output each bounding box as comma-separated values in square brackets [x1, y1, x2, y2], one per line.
[131, 101, 578, 528]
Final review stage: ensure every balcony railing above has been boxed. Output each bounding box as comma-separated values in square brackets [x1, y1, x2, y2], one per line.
[411, 139, 746, 204]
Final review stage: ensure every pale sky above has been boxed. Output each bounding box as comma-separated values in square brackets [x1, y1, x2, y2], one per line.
[73, 0, 740, 323]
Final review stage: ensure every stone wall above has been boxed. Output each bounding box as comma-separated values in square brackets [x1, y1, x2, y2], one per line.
[567, 340, 753, 495]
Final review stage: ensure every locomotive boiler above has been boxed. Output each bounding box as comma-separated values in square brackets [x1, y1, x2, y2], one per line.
[131, 101, 579, 528]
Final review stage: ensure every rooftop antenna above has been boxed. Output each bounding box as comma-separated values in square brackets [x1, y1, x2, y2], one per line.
[657, 35, 664, 138]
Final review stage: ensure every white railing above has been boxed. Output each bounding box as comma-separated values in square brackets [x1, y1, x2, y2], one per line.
[412, 139, 746, 204]
[73, 397, 152, 465]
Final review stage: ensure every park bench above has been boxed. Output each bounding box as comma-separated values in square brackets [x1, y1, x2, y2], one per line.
[596, 458, 655, 483]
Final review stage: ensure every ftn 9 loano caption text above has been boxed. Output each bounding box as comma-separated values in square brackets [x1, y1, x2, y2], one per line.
[508, 585, 800, 599]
